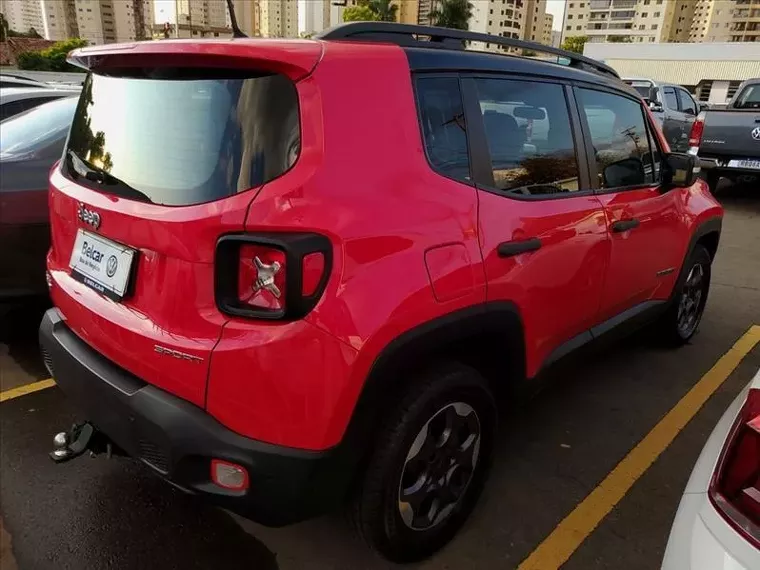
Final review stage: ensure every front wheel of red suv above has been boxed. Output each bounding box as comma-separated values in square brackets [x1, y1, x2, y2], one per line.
[349, 363, 496, 563]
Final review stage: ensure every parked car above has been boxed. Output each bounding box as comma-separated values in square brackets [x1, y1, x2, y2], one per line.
[689, 78, 760, 192]
[662, 367, 760, 570]
[0, 73, 50, 89]
[0, 96, 78, 301]
[623, 78, 704, 153]
[41, 23, 723, 563]
[0, 86, 81, 121]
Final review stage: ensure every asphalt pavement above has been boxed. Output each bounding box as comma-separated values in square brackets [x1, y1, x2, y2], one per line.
[0, 184, 758, 570]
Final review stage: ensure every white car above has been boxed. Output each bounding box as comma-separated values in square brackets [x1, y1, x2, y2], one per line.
[662, 368, 760, 570]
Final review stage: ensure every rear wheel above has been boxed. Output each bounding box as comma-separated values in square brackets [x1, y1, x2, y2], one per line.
[349, 364, 496, 563]
[657, 245, 712, 346]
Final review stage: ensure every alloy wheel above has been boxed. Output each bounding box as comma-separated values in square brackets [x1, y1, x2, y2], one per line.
[398, 402, 481, 531]
[677, 262, 706, 338]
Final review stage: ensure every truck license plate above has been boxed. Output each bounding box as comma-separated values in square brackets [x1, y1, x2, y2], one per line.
[728, 159, 760, 170]
[69, 229, 136, 301]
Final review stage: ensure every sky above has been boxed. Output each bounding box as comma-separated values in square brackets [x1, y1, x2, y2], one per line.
[546, 0, 567, 31]
[154, 0, 568, 31]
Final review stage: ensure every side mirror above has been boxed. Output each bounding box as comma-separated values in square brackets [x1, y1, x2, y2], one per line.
[603, 157, 646, 188]
[699, 103, 709, 112]
[684, 107, 695, 116]
[649, 100, 664, 113]
[662, 152, 698, 189]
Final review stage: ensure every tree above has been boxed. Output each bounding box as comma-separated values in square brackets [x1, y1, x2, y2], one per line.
[342, 0, 396, 23]
[0, 13, 9, 41]
[561, 35, 588, 54]
[17, 38, 88, 72]
[343, 4, 380, 22]
[430, 0, 473, 30]
[370, 0, 397, 22]
[608, 35, 632, 43]
[26, 26, 42, 38]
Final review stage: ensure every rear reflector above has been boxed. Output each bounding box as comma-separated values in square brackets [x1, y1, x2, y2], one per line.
[211, 459, 249, 491]
[709, 388, 760, 548]
[238, 244, 287, 312]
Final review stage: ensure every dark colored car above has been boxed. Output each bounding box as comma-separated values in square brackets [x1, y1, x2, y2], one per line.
[41, 23, 723, 562]
[0, 96, 78, 300]
[623, 78, 705, 153]
[689, 78, 760, 192]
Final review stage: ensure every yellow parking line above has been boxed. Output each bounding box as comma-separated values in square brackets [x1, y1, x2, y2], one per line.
[518, 324, 760, 570]
[0, 378, 56, 403]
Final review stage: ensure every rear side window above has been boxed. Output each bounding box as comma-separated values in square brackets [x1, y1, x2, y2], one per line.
[0, 97, 77, 155]
[416, 77, 470, 183]
[677, 88, 696, 115]
[577, 88, 657, 190]
[474, 79, 580, 196]
[64, 70, 300, 206]
[662, 87, 678, 110]
[734, 84, 760, 109]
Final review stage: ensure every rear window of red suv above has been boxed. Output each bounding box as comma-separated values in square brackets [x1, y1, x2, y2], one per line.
[64, 69, 300, 206]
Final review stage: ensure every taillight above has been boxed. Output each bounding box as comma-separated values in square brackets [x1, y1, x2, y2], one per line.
[709, 387, 760, 548]
[215, 233, 331, 320]
[688, 112, 706, 149]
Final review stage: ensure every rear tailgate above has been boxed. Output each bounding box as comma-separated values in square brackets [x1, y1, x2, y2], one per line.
[47, 39, 320, 407]
[700, 110, 760, 158]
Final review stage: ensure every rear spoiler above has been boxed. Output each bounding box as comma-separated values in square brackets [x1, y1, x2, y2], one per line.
[67, 40, 323, 81]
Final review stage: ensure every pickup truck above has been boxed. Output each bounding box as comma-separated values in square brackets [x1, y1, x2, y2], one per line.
[689, 78, 760, 191]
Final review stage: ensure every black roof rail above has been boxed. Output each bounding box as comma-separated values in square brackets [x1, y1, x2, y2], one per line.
[316, 22, 620, 80]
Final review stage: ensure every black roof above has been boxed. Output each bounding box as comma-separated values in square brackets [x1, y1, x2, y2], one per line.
[317, 22, 620, 80]
[404, 47, 628, 92]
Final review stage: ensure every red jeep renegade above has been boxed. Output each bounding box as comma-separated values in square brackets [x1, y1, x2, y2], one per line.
[41, 23, 723, 562]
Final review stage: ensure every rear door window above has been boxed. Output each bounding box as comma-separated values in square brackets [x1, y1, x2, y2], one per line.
[416, 76, 471, 183]
[734, 84, 760, 109]
[473, 78, 581, 196]
[676, 88, 697, 115]
[662, 87, 678, 110]
[64, 70, 300, 206]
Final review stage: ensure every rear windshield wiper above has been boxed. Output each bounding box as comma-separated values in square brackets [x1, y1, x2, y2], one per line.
[66, 150, 152, 204]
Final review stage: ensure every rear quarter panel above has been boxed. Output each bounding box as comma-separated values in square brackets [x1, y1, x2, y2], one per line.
[207, 42, 486, 450]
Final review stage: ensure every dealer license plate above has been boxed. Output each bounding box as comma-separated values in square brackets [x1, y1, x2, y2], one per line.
[69, 229, 136, 300]
[728, 159, 760, 170]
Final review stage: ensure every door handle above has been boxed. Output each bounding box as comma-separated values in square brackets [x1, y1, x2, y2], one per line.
[610, 219, 640, 233]
[497, 237, 542, 258]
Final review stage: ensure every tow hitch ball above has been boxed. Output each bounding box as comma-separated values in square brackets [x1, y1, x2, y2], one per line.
[50, 422, 112, 463]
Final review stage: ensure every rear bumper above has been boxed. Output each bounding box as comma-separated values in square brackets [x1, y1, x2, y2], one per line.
[39, 307, 351, 526]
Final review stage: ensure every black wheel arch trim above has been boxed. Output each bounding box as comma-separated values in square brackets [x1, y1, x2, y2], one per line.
[335, 302, 525, 480]
[672, 217, 722, 302]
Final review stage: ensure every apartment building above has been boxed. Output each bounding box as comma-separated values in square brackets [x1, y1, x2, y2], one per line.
[543, 11, 553, 44]
[231, 0, 297, 37]
[42, 0, 79, 41]
[70, 0, 153, 44]
[470, 0, 528, 51]
[564, 0, 694, 44]
[524, 0, 547, 42]
[176, 0, 227, 29]
[690, 0, 760, 42]
[1, 0, 44, 35]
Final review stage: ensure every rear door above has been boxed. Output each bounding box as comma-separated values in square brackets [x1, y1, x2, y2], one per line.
[462, 75, 609, 376]
[575, 86, 684, 324]
[675, 87, 698, 152]
[47, 44, 317, 407]
[660, 86, 685, 151]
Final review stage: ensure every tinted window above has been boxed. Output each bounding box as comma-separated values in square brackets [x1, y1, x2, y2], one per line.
[416, 77, 470, 182]
[0, 96, 77, 155]
[662, 87, 678, 110]
[677, 88, 696, 114]
[734, 84, 760, 109]
[474, 79, 580, 196]
[577, 88, 656, 190]
[65, 71, 300, 206]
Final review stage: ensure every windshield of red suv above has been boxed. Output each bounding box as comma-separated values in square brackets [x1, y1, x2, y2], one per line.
[64, 70, 300, 206]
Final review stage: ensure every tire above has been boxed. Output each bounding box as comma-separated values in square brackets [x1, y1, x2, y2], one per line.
[657, 244, 712, 346]
[349, 363, 497, 563]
